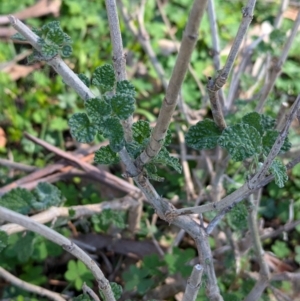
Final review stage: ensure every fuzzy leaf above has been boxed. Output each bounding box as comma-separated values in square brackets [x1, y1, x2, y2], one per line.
[145, 163, 164, 182]
[60, 45, 73, 57]
[41, 21, 60, 36]
[99, 282, 122, 301]
[260, 114, 276, 131]
[45, 28, 65, 45]
[85, 98, 111, 125]
[92, 64, 115, 94]
[126, 141, 144, 158]
[164, 129, 172, 146]
[73, 294, 91, 301]
[185, 119, 222, 150]
[102, 117, 125, 152]
[78, 74, 90, 87]
[0, 188, 36, 214]
[40, 43, 58, 58]
[111, 93, 135, 120]
[15, 232, 35, 262]
[132, 121, 151, 144]
[262, 130, 291, 155]
[31, 183, 64, 210]
[116, 80, 136, 97]
[94, 146, 120, 164]
[218, 123, 262, 161]
[153, 147, 182, 173]
[0, 231, 8, 253]
[68, 113, 97, 143]
[11, 32, 27, 41]
[242, 112, 263, 134]
[269, 159, 288, 188]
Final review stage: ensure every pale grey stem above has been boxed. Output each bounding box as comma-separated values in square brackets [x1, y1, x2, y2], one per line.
[82, 282, 101, 301]
[206, 204, 235, 235]
[274, 0, 289, 29]
[0, 158, 39, 172]
[207, 0, 226, 107]
[207, 0, 256, 129]
[249, 94, 300, 189]
[0, 197, 137, 235]
[244, 194, 270, 301]
[255, 9, 300, 113]
[8, 16, 93, 101]
[105, 0, 133, 143]
[196, 231, 224, 301]
[0, 206, 116, 301]
[0, 267, 66, 301]
[182, 264, 203, 301]
[135, 0, 208, 168]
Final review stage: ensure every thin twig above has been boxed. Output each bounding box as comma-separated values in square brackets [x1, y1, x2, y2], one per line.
[0, 267, 66, 301]
[82, 282, 101, 301]
[0, 158, 39, 172]
[135, 0, 208, 168]
[0, 206, 116, 301]
[105, 0, 133, 142]
[255, 8, 300, 112]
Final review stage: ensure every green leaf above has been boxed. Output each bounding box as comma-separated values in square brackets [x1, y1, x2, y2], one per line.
[262, 130, 291, 155]
[260, 114, 276, 132]
[78, 74, 90, 87]
[31, 183, 64, 210]
[269, 159, 288, 188]
[102, 117, 125, 152]
[0, 188, 36, 214]
[45, 28, 65, 45]
[40, 42, 59, 58]
[94, 146, 120, 164]
[145, 163, 164, 182]
[68, 113, 97, 143]
[227, 202, 248, 231]
[126, 141, 144, 159]
[41, 21, 61, 36]
[271, 241, 290, 259]
[85, 98, 111, 125]
[72, 294, 92, 301]
[152, 147, 182, 173]
[11, 32, 27, 41]
[92, 64, 115, 94]
[242, 112, 263, 134]
[0, 230, 8, 253]
[15, 232, 35, 262]
[116, 80, 136, 97]
[91, 209, 126, 232]
[111, 93, 135, 120]
[60, 44, 73, 57]
[104, 282, 122, 300]
[218, 123, 262, 161]
[185, 119, 222, 150]
[132, 121, 151, 144]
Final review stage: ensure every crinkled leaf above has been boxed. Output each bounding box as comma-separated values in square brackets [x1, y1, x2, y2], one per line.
[41, 43, 58, 58]
[60, 44, 73, 57]
[11, 32, 27, 41]
[73, 294, 92, 301]
[185, 119, 222, 150]
[0, 231, 8, 253]
[262, 130, 291, 155]
[99, 283, 123, 301]
[269, 159, 288, 188]
[126, 141, 144, 158]
[41, 21, 61, 36]
[78, 74, 90, 87]
[68, 113, 97, 143]
[145, 163, 164, 182]
[111, 93, 135, 120]
[242, 112, 263, 134]
[45, 27, 65, 45]
[0, 188, 36, 214]
[31, 182, 63, 210]
[92, 64, 115, 94]
[153, 147, 182, 173]
[218, 123, 262, 161]
[116, 80, 136, 98]
[164, 129, 172, 146]
[85, 98, 111, 125]
[94, 146, 120, 164]
[102, 117, 125, 152]
[132, 121, 151, 144]
[260, 114, 276, 132]
[227, 202, 248, 231]
[62, 32, 72, 44]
